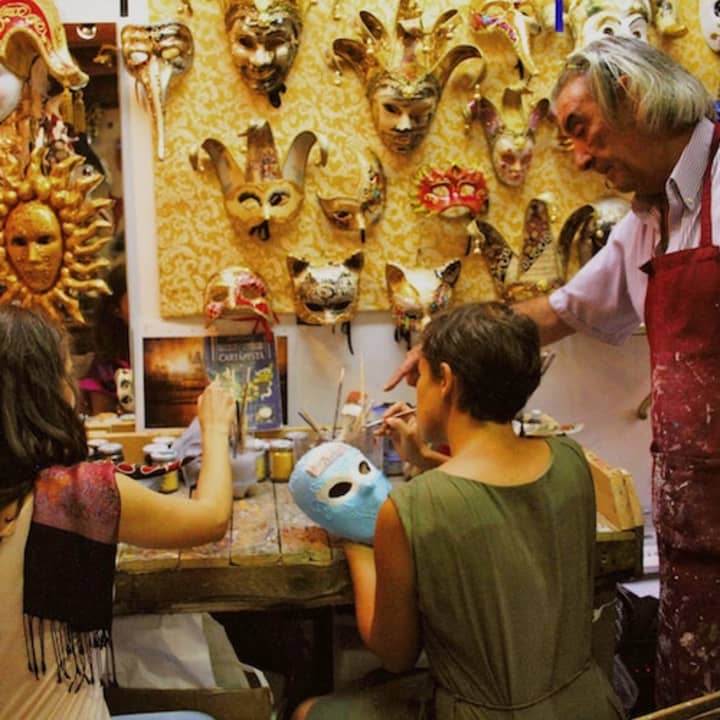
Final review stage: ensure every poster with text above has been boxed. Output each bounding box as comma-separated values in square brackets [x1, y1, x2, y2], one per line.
[204, 333, 283, 432]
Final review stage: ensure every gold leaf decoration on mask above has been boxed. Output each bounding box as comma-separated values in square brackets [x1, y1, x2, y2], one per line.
[0, 142, 114, 323]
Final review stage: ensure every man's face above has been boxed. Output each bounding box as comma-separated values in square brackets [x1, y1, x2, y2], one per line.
[553, 75, 661, 195]
[369, 77, 439, 154]
[4, 201, 63, 292]
[229, 10, 299, 95]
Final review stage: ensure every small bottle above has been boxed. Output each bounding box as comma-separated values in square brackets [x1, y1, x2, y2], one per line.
[97, 442, 124, 464]
[150, 448, 179, 493]
[269, 439, 294, 482]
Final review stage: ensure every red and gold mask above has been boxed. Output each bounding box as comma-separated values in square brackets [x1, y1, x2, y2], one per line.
[414, 165, 489, 219]
[204, 265, 277, 332]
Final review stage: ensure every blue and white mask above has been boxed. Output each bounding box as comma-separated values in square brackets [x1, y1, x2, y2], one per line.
[289, 442, 391, 544]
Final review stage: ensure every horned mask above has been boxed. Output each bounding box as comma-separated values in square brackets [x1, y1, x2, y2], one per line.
[121, 22, 194, 161]
[332, 0, 481, 154]
[219, 0, 303, 107]
[287, 252, 364, 326]
[192, 120, 326, 241]
[470, 88, 548, 187]
[386, 258, 461, 345]
[469, 1, 543, 79]
[0, 0, 87, 88]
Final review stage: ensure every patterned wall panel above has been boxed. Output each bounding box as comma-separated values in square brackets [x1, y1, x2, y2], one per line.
[147, 0, 719, 317]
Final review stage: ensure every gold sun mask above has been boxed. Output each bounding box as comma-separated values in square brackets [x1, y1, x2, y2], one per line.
[0, 142, 114, 322]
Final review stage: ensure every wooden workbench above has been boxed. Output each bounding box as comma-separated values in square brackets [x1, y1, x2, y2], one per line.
[113, 458, 644, 616]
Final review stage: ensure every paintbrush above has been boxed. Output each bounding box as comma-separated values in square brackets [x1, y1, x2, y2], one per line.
[364, 407, 416, 429]
[298, 410, 322, 438]
[331, 367, 345, 439]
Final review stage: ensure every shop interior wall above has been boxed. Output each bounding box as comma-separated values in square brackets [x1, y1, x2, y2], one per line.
[57, 0, 720, 510]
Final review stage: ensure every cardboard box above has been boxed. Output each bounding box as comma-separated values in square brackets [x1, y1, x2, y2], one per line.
[104, 686, 272, 720]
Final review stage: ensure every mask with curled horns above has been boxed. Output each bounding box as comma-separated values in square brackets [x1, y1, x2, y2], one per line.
[333, 0, 482, 154]
[192, 119, 326, 241]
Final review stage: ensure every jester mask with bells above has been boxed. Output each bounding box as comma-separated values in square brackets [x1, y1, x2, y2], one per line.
[121, 22, 194, 161]
[204, 265, 277, 336]
[219, 0, 303, 108]
[287, 252, 363, 326]
[386, 258, 461, 346]
[193, 120, 325, 241]
[469, 1, 543, 79]
[0, 0, 88, 90]
[700, 0, 720, 52]
[289, 441, 391, 545]
[0, 144, 113, 323]
[566, 0, 686, 50]
[317, 149, 386, 244]
[332, 0, 481, 154]
[468, 88, 548, 187]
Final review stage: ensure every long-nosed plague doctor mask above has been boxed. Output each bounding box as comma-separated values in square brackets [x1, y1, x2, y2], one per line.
[121, 22, 194, 161]
[332, 0, 481, 154]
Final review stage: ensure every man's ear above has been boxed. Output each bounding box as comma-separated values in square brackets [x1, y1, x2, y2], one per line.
[439, 362, 454, 400]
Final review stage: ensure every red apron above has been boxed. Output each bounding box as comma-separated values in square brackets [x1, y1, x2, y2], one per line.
[643, 124, 720, 708]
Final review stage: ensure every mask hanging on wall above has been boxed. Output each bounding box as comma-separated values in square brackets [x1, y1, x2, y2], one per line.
[386, 258, 461, 348]
[468, 88, 548, 187]
[566, 0, 685, 50]
[204, 265, 278, 336]
[289, 441, 391, 545]
[700, 0, 720, 52]
[557, 195, 631, 278]
[470, 193, 562, 303]
[219, 0, 304, 108]
[0, 0, 88, 89]
[0, 144, 113, 322]
[468, 0, 543, 81]
[121, 22, 194, 161]
[413, 163, 489, 254]
[191, 119, 326, 241]
[317, 149, 386, 244]
[287, 251, 364, 352]
[332, 0, 481, 154]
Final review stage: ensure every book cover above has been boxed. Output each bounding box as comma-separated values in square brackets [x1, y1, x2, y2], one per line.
[204, 334, 283, 432]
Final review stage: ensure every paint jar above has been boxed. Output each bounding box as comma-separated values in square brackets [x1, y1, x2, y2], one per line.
[269, 439, 294, 482]
[143, 442, 167, 465]
[96, 442, 124, 464]
[230, 448, 260, 498]
[248, 438, 269, 481]
[87, 437, 106, 460]
[152, 435, 176, 448]
[150, 448, 179, 493]
[285, 430, 310, 463]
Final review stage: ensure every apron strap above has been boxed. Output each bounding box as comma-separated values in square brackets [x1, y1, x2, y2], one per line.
[700, 123, 720, 248]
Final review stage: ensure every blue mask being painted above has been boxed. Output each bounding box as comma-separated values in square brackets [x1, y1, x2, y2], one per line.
[289, 441, 391, 544]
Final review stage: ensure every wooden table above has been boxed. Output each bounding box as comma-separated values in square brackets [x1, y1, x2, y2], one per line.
[113, 476, 642, 616]
[112, 462, 644, 717]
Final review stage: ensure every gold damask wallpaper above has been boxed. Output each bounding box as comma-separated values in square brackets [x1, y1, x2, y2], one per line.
[148, 0, 719, 317]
